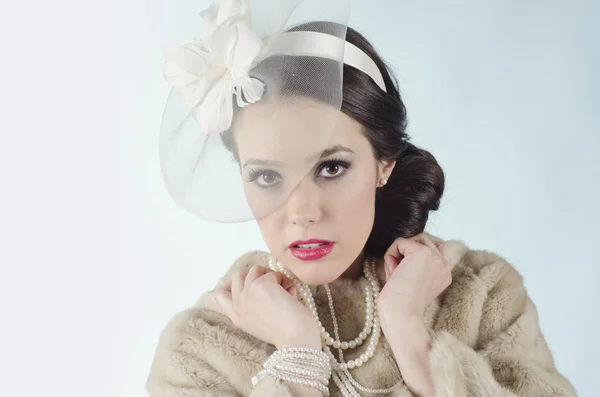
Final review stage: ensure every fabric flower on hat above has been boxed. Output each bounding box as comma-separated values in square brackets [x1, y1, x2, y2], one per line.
[163, 0, 265, 134]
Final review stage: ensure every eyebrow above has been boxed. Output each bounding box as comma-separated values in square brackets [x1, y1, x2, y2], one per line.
[242, 144, 355, 168]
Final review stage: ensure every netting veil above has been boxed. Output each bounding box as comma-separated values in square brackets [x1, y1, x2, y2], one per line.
[159, 0, 384, 222]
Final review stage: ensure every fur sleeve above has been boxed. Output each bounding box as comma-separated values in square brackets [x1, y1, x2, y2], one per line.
[426, 249, 577, 397]
[146, 252, 295, 397]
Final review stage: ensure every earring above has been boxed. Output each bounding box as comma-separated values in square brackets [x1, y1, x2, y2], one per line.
[379, 177, 388, 187]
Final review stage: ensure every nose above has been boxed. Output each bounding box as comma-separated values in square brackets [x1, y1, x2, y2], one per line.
[285, 179, 322, 227]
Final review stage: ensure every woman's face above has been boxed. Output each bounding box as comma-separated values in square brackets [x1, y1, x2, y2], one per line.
[234, 97, 393, 285]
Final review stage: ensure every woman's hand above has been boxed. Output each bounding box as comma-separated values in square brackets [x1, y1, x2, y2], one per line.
[214, 265, 321, 350]
[378, 233, 451, 320]
[376, 233, 451, 397]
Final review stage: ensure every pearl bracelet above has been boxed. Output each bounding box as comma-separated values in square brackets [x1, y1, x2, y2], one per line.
[252, 346, 332, 396]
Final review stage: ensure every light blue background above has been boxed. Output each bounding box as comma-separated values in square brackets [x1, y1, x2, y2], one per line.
[0, 1, 597, 396]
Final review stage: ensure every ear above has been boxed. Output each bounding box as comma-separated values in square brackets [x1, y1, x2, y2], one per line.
[377, 159, 396, 181]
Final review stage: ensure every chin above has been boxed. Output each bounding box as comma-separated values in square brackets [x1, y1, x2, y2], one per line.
[284, 257, 343, 286]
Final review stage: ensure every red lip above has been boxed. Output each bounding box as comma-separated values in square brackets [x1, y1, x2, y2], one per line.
[289, 239, 335, 261]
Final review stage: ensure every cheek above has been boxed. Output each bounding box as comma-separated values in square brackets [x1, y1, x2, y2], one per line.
[328, 172, 377, 242]
[243, 185, 278, 220]
[255, 212, 283, 253]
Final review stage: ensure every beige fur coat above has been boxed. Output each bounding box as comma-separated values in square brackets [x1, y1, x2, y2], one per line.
[146, 236, 577, 396]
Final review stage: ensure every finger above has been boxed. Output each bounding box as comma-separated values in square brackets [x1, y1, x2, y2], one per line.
[384, 262, 391, 281]
[245, 265, 270, 287]
[280, 274, 296, 294]
[218, 278, 233, 292]
[231, 270, 248, 303]
[384, 237, 426, 270]
[394, 236, 428, 254]
[287, 282, 298, 297]
[435, 242, 453, 265]
[260, 269, 297, 296]
[262, 270, 285, 285]
[213, 288, 233, 319]
[383, 239, 404, 273]
[412, 233, 440, 254]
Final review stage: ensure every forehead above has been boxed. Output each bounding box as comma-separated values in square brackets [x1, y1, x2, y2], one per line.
[233, 96, 366, 163]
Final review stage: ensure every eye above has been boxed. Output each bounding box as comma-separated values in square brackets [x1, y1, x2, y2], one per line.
[247, 169, 282, 188]
[258, 171, 279, 186]
[317, 159, 351, 179]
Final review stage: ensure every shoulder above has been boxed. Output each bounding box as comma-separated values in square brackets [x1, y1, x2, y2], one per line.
[434, 236, 532, 344]
[431, 232, 525, 294]
[427, 237, 576, 396]
[452, 244, 526, 295]
[145, 305, 238, 395]
[147, 251, 276, 396]
[146, 304, 276, 396]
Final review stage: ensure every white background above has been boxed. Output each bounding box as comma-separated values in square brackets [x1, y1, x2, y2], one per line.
[0, 0, 598, 396]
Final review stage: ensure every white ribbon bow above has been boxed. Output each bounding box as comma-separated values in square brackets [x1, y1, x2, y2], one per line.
[163, 0, 265, 134]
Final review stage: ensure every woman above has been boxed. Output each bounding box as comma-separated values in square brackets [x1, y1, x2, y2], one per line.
[147, 1, 576, 396]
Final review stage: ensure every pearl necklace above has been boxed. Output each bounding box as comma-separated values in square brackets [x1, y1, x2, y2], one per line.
[269, 256, 398, 396]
